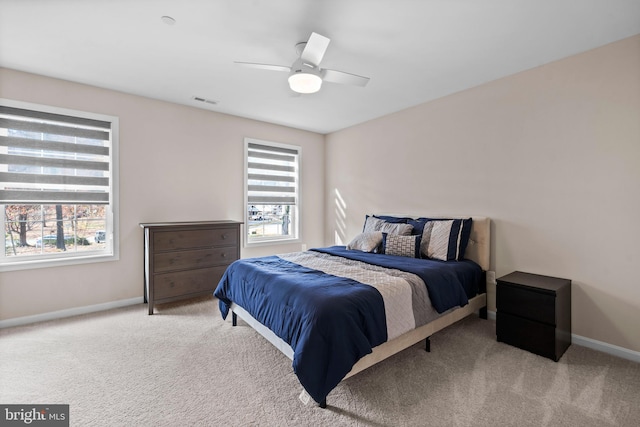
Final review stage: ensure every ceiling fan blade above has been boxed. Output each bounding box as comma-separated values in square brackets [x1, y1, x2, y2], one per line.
[300, 32, 330, 66]
[321, 69, 370, 87]
[234, 62, 290, 72]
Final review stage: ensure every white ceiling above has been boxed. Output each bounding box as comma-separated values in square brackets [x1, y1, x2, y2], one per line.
[1, 0, 639, 134]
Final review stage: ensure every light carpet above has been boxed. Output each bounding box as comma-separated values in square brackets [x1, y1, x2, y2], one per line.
[1, 296, 639, 426]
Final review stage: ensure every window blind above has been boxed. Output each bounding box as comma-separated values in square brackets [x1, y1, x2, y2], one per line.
[247, 142, 298, 205]
[0, 105, 111, 205]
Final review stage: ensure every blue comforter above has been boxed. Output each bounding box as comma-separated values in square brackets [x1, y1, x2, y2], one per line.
[214, 246, 481, 404]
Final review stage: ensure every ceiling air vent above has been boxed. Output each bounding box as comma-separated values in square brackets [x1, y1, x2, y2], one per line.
[192, 96, 218, 105]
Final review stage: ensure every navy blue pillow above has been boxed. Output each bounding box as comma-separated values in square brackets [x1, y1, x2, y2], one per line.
[373, 215, 410, 224]
[407, 218, 429, 235]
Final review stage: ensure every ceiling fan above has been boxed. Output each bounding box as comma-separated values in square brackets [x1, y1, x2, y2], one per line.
[235, 32, 370, 94]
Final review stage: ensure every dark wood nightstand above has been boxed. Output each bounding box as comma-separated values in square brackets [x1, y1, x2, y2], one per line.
[496, 271, 571, 361]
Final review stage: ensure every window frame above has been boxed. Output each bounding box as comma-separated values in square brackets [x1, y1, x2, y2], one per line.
[0, 98, 119, 272]
[244, 137, 301, 247]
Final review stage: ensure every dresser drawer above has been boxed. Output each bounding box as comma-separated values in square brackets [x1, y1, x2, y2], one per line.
[153, 266, 228, 299]
[497, 312, 556, 360]
[153, 247, 235, 273]
[154, 228, 238, 251]
[497, 282, 556, 325]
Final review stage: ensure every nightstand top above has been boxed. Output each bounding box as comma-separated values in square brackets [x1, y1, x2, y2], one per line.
[497, 271, 571, 292]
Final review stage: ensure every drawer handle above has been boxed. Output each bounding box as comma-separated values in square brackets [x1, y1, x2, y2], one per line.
[221, 233, 228, 240]
[221, 253, 227, 258]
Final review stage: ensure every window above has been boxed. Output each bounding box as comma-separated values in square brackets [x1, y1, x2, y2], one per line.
[1, 99, 118, 271]
[245, 138, 300, 245]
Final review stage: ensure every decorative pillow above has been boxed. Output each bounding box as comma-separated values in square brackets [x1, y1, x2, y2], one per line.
[346, 231, 383, 252]
[373, 215, 410, 224]
[381, 233, 421, 258]
[420, 218, 473, 261]
[363, 216, 413, 235]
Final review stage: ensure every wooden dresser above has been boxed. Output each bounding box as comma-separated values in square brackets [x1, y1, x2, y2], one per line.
[140, 221, 242, 314]
[496, 271, 571, 361]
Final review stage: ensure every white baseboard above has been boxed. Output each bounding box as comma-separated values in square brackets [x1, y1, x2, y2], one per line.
[571, 334, 640, 364]
[0, 297, 144, 329]
[486, 310, 640, 364]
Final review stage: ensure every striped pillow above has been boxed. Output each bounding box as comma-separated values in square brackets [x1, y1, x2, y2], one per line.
[363, 216, 413, 235]
[420, 219, 471, 261]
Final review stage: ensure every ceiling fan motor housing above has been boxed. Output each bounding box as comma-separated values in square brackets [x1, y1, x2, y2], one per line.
[288, 58, 322, 94]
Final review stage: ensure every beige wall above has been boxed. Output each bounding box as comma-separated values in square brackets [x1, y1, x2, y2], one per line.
[2, 35, 639, 355]
[0, 68, 325, 320]
[325, 35, 640, 352]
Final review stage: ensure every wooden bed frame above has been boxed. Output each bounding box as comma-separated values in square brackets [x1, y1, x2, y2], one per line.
[229, 216, 491, 407]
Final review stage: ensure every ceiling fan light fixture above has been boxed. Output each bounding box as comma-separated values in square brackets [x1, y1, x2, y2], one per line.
[288, 71, 322, 94]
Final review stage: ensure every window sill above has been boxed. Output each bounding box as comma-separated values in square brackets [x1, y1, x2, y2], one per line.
[244, 237, 301, 248]
[0, 252, 118, 272]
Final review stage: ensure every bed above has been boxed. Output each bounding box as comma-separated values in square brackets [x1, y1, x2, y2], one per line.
[214, 215, 491, 407]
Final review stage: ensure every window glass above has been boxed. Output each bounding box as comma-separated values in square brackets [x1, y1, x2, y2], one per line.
[4, 204, 108, 256]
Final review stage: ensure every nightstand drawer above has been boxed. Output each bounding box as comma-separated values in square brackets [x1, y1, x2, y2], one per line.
[497, 312, 556, 360]
[497, 283, 556, 325]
